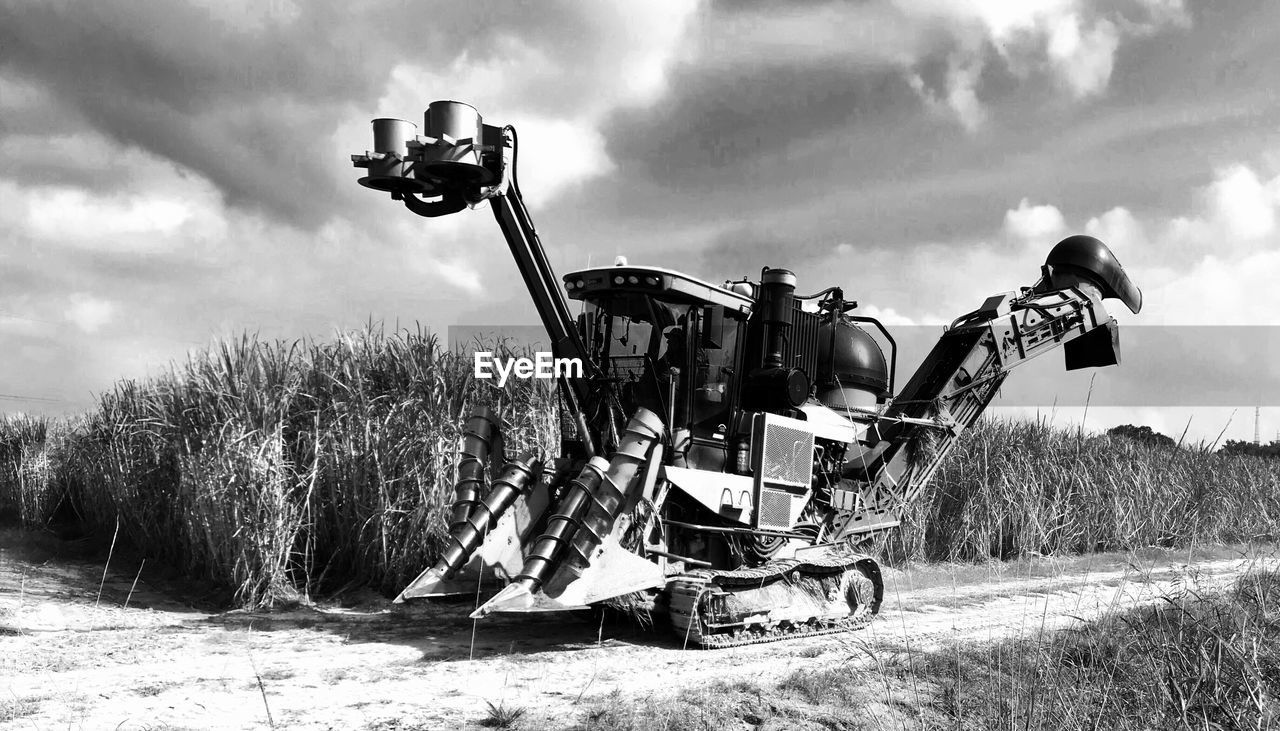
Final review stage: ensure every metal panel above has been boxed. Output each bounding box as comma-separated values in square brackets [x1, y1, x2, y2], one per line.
[751, 412, 817, 531]
[754, 414, 815, 488]
[830, 487, 861, 512]
[796, 402, 859, 442]
[663, 466, 754, 525]
[757, 488, 792, 531]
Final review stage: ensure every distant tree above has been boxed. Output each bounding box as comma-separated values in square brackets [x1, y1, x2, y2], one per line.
[1219, 439, 1280, 459]
[1107, 424, 1178, 449]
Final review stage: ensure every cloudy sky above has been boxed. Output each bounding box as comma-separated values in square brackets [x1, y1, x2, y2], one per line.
[1, 0, 1277, 442]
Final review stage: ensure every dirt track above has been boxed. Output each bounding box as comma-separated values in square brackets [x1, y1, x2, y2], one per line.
[1, 532, 1274, 730]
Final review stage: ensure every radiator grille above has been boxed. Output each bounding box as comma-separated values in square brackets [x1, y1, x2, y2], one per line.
[783, 304, 822, 380]
[757, 488, 793, 531]
[760, 420, 814, 487]
[750, 413, 816, 531]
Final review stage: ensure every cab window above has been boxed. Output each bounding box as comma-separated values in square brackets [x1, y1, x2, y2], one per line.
[691, 305, 740, 436]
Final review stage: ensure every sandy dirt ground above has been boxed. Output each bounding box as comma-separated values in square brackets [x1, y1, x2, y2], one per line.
[1, 530, 1274, 730]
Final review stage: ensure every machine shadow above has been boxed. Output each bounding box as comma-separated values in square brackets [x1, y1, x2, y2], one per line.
[201, 598, 692, 662]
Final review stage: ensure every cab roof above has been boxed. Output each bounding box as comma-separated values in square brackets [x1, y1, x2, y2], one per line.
[563, 265, 754, 314]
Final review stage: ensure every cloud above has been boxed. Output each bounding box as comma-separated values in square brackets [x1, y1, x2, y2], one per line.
[0, 313, 43, 337]
[0, 1, 700, 227]
[1204, 164, 1278, 241]
[811, 157, 1280, 328]
[372, 61, 618, 206]
[180, 0, 303, 33]
[0, 1, 711, 412]
[1084, 206, 1148, 259]
[906, 0, 1186, 126]
[696, 2, 933, 69]
[653, 0, 1191, 140]
[1108, 163, 1280, 266]
[0, 2, 361, 225]
[1140, 249, 1280, 326]
[0, 0, 1267, 426]
[0, 119, 523, 413]
[0, 135, 231, 256]
[1029, 162, 1280, 326]
[365, 1, 695, 207]
[1111, 163, 1280, 320]
[909, 52, 989, 131]
[810, 236, 1050, 328]
[1046, 15, 1119, 97]
[1003, 198, 1066, 243]
[64, 294, 115, 333]
[855, 304, 918, 327]
[21, 187, 192, 245]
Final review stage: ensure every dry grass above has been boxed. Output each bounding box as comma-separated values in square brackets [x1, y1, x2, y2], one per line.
[891, 416, 1280, 563]
[0, 414, 70, 527]
[0, 695, 43, 723]
[574, 675, 924, 730]
[915, 568, 1280, 728]
[480, 701, 527, 729]
[2, 327, 1279, 610]
[577, 570, 1280, 730]
[1, 326, 557, 607]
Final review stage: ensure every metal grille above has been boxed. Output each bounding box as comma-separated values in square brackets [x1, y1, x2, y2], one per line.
[783, 304, 822, 380]
[757, 488, 793, 531]
[760, 420, 814, 487]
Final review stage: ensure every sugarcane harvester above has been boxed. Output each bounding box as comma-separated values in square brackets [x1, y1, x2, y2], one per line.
[351, 101, 1143, 647]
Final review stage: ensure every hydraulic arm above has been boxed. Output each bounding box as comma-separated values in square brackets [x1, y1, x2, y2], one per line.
[352, 101, 595, 452]
[832, 238, 1142, 540]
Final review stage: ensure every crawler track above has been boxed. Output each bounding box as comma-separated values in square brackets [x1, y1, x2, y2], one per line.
[667, 551, 880, 648]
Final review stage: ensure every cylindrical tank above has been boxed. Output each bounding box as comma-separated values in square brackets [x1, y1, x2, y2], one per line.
[758, 268, 796, 369]
[425, 100, 481, 142]
[816, 319, 889, 409]
[372, 117, 416, 155]
[759, 269, 796, 326]
[419, 100, 495, 186]
[358, 118, 421, 193]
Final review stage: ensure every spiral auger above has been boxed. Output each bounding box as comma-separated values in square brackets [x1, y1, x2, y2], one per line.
[433, 452, 542, 579]
[472, 408, 665, 617]
[447, 408, 501, 542]
[395, 407, 548, 602]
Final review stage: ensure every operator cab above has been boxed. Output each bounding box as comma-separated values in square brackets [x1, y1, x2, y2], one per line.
[563, 266, 752, 463]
